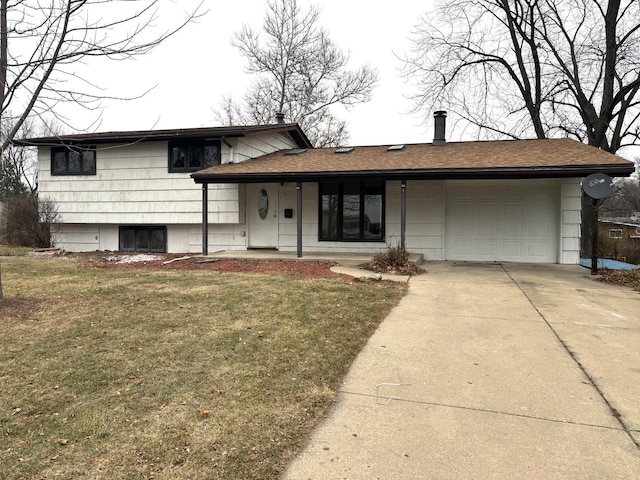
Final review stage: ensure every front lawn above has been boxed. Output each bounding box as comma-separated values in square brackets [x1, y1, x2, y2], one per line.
[0, 255, 405, 479]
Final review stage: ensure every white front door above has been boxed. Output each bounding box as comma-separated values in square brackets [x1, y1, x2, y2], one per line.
[248, 184, 279, 248]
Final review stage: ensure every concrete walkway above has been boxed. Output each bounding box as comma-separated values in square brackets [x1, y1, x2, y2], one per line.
[283, 262, 640, 479]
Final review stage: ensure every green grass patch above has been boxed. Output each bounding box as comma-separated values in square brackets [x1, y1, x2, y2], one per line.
[0, 256, 405, 479]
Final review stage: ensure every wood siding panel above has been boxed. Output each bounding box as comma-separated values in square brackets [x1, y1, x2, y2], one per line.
[38, 134, 295, 236]
[235, 133, 298, 162]
[560, 178, 582, 264]
[38, 142, 242, 226]
[276, 181, 445, 259]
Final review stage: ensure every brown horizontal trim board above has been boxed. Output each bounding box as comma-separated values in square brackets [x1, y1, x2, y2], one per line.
[14, 123, 313, 149]
[191, 138, 635, 183]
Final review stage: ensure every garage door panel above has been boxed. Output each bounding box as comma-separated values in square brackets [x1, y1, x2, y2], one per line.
[450, 239, 474, 255]
[502, 241, 523, 257]
[477, 240, 498, 256]
[527, 242, 550, 258]
[503, 204, 523, 237]
[528, 204, 553, 237]
[445, 180, 558, 263]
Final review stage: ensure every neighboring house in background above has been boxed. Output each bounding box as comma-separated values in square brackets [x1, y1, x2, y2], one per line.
[598, 217, 640, 264]
[18, 113, 635, 264]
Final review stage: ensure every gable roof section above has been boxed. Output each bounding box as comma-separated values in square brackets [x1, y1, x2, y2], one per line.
[14, 123, 313, 149]
[191, 138, 635, 183]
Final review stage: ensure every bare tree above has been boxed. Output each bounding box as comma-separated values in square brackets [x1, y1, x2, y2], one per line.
[400, 0, 640, 259]
[0, 0, 205, 301]
[215, 0, 378, 147]
[0, 115, 41, 198]
[602, 175, 640, 218]
[400, 0, 640, 152]
[0, 0, 205, 151]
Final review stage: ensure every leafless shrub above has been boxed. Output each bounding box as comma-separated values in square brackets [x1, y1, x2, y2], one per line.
[3, 195, 59, 248]
[362, 243, 422, 276]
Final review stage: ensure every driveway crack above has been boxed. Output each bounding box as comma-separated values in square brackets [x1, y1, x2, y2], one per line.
[340, 390, 626, 433]
[500, 263, 640, 451]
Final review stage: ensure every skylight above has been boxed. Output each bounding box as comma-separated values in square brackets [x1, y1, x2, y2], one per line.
[387, 144, 405, 151]
[284, 148, 307, 156]
[335, 146, 355, 154]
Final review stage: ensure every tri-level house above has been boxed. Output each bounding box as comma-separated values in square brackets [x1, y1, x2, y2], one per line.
[20, 112, 635, 264]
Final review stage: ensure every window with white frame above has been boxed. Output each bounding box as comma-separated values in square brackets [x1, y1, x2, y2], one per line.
[609, 229, 623, 238]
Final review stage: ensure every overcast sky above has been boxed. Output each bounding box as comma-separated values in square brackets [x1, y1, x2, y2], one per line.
[87, 0, 438, 146]
[73, 0, 638, 163]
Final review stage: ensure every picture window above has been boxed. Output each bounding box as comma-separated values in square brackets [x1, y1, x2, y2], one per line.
[319, 181, 385, 242]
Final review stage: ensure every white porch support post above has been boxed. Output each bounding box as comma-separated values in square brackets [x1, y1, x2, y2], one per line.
[296, 182, 303, 258]
[400, 179, 407, 250]
[202, 183, 209, 256]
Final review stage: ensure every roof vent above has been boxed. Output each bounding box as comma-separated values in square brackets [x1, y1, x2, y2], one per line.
[387, 144, 405, 151]
[335, 146, 354, 154]
[433, 110, 447, 145]
[284, 148, 307, 156]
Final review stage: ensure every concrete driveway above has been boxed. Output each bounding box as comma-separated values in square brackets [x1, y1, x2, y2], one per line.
[283, 262, 640, 479]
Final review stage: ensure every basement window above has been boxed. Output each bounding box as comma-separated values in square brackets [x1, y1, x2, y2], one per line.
[119, 226, 167, 253]
[609, 229, 623, 238]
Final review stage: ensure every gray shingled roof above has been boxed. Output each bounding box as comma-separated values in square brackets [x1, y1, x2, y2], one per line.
[192, 138, 635, 183]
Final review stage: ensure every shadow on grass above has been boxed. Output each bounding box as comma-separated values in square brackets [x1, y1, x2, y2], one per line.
[0, 296, 44, 322]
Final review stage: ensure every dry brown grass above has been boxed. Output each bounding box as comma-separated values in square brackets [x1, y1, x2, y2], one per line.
[598, 268, 640, 291]
[0, 256, 406, 479]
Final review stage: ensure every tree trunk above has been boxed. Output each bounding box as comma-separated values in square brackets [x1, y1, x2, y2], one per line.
[0, 0, 6, 301]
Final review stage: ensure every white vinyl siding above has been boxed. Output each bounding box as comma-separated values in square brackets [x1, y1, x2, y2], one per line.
[38, 133, 297, 252]
[232, 133, 299, 163]
[559, 178, 583, 264]
[276, 180, 446, 260]
[39, 133, 297, 226]
[275, 178, 579, 264]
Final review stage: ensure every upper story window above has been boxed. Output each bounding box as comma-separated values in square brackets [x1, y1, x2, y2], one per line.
[609, 229, 623, 238]
[51, 146, 96, 175]
[169, 140, 221, 173]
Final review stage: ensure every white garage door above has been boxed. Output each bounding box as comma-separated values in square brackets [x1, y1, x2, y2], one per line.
[445, 180, 559, 263]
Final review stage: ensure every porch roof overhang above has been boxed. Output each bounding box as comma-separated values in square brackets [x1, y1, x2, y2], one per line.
[191, 137, 635, 184]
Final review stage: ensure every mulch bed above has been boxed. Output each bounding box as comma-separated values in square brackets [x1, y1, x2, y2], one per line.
[78, 252, 353, 280]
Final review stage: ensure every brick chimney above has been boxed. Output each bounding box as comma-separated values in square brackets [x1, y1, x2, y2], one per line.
[433, 110, 447, 145]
